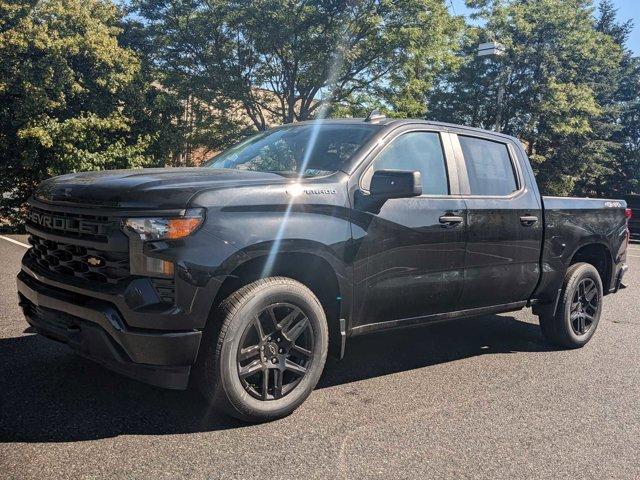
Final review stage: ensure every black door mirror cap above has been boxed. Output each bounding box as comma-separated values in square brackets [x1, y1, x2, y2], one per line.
[370, 169, 422, 200]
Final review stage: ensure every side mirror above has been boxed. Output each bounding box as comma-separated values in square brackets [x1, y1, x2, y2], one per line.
[370, 170, 422, 200]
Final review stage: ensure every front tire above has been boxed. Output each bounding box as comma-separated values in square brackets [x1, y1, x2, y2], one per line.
[195, 277, 328, 422]
[539, 262, 603, 349]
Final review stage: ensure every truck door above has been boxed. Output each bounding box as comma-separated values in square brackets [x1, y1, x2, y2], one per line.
[450, 132, 542, 309]
[349, 128, 467, 333]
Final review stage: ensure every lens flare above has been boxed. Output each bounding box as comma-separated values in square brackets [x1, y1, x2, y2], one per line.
[261, 41, 347, 278]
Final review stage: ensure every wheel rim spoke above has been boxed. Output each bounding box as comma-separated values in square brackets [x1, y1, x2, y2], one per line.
[252, 316, 265, 341]
[239, 344, 261, 362]
[261, 367, 269, 400]
[285, 317, 310, 342]
[274, 369, 283, 398]
[285, 358, 307, 376]
[570, 300, 581, 313]
[277, 307, 301, 332]
[291, 344, 312, 358]
[266, 306, 279, 332]
[239, 359, 262, 379]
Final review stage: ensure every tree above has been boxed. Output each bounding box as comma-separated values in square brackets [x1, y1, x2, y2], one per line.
[0, 0, 169, 227]
[611, 58, 640, 195]
[427, 0, 624, 196]
[134, 0, 464, 130]
[118, 16, 239, 167]
[582, 0, 640, 196]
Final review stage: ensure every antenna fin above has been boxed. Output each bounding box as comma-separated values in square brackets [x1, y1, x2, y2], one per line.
[364, 109, 386, 123]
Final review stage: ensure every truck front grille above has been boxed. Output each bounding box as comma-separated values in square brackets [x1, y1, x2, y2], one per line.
[25, 205, 117, 243]
[29, 234, 129, 284]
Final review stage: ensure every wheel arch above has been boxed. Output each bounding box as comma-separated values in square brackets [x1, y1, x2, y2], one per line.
[533, 240, 613, 317]
[569, 242, 613, 294]
[210, 250, 346, 358]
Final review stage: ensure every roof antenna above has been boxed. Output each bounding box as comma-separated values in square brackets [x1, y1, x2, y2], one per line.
[364, 109, 386, 123]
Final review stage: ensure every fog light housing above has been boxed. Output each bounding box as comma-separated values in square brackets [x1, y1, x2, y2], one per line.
[143, 257, 174, 277]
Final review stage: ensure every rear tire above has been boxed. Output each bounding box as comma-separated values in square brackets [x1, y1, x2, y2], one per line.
[194, 277, 328, 422]
[539, 262, 603, 348]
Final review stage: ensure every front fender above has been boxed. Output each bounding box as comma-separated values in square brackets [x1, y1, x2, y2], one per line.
[146, 180, 354, 328]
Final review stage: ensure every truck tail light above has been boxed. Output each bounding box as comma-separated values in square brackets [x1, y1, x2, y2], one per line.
[623, 208, 631, 255]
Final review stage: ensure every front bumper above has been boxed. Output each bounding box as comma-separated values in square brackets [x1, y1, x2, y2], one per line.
[17, 270, 202, 389]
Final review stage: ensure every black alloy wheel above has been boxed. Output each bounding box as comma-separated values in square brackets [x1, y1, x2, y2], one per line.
[570, 278, 599, 336]
[538, 262, 603, 349]
[237, 303, 314, 401]
[194, 277, 328, 422]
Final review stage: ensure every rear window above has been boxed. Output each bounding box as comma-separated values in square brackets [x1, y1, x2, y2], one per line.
[459, 136, 518, 196]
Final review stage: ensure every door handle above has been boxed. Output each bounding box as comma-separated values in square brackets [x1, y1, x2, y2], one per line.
[520, 215, 538, 226]
[439, 215, 464, 226]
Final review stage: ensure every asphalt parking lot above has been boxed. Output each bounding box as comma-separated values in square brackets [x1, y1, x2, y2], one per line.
[1, 234, 639, 479]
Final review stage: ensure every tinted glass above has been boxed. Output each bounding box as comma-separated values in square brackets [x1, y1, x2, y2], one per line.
[459, 136, 518, 196]
[363, 131, 448, 195]
[205, 124, 380, 177]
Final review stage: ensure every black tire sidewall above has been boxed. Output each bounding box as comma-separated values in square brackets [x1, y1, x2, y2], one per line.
[218, 281, 328, 420]
[561, 264, 603, 346]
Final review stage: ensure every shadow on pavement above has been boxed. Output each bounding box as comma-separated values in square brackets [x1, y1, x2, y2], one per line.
[319, 314, 549, 389]
[0, 314, 549, 443]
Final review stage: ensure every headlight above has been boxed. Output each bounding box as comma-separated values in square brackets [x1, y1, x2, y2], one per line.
[123, 208, 205, 241]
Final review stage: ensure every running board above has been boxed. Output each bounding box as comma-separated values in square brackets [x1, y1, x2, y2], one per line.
[350, 301, 527, 336]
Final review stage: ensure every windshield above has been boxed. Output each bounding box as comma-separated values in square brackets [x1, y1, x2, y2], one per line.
[205, 123, 380, 177]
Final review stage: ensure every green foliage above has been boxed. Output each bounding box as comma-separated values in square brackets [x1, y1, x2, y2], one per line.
[428, 0, 636, 197]
[1, 0, 638, 230]
[134, 0, 464, 128]
[578, 0, 640, 196]
[0, 0, 175, 227]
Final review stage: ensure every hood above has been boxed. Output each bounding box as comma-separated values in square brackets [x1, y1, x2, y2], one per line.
[34, 168, 293, 209]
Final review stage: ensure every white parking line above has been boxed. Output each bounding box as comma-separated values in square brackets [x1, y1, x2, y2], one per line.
[0, 235, 29, 248]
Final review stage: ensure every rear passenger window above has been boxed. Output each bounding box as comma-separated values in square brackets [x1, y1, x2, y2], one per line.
[459, 136, 518, 196]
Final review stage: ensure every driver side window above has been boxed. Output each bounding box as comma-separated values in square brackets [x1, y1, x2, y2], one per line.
[361, 131, 449, 195]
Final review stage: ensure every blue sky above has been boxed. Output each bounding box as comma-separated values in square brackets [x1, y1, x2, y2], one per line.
[448, 0, 639, 54]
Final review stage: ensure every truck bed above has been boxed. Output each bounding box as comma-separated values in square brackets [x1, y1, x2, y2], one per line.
[533, 195, 629, 303]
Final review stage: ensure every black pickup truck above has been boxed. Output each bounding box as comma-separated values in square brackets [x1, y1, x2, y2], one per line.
[17, 115, 631, 422]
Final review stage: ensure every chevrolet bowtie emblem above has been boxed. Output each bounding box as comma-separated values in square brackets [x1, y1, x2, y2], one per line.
[87, 256, 104, 267]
